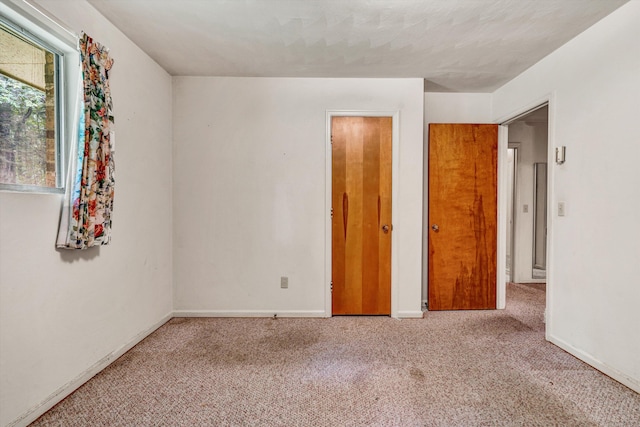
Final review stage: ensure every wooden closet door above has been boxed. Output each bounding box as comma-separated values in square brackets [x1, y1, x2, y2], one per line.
[332, 116, 392, 315]
[428, 124, 498, 310]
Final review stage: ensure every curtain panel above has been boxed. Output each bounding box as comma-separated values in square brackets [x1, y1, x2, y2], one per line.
[57, 32, 114, 249]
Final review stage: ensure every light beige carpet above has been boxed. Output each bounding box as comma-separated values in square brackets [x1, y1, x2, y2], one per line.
[32, 283, 639, 426]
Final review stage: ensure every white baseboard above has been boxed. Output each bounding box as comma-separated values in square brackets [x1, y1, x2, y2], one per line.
[396, 310, 424, 319]
[548, 333, 640, 394]
[175, 310, 424, 319]
[9, 312, 173, 427]
[173, 309, 327, 318]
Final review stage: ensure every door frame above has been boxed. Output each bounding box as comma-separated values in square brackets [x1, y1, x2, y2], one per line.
[495, 93, 555, 336]
[507, 143, 521, 282]
[497, 125, 509, 309]
[325, 110, 400, 318]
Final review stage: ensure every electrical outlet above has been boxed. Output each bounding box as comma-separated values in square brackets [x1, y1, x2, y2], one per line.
[523, 204, 529, 213]
[280, 276, 288, 289]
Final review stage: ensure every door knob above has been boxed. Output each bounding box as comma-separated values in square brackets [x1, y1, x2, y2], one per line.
[431, 224, 439, 232]
[382, 224, 390, 234]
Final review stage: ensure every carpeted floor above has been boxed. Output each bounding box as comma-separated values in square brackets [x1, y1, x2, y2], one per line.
[32, 283, 640, 426]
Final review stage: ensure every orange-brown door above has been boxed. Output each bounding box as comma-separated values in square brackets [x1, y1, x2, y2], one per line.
[332, 116, 392, 315]
[428, 124, 498, 310]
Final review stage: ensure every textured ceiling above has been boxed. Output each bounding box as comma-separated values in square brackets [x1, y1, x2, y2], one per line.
[84, 0, 628, 92]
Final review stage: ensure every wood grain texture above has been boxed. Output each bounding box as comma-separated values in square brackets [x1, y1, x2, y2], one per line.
[332, 117, 392, 315]
[428, 124, 498, 310]
[332, 117, 348, 314]
[377, 118, 392, 313]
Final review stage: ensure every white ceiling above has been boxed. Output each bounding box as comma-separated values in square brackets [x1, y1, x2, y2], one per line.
[85, 0, 628, 92]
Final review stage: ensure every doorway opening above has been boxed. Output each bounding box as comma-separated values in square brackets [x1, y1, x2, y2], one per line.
[503, 105, 549, 285]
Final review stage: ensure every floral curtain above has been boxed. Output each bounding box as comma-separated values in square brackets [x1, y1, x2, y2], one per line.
[57, 32, 114, 249]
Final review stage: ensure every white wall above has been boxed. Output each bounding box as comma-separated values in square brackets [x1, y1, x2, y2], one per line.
[0, 1, 174, 425]
[173, 77, 424, 318]
[422, 93, 492, 301]
[424, 93, 493, 125]
[492, 0, 640, 392]
[509, 121, 548, 283]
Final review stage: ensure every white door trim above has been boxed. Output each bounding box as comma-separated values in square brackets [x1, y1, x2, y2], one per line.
[497, 125, 509, 309]
[507, 142, 522, 283]
[325, 111, 401, 318]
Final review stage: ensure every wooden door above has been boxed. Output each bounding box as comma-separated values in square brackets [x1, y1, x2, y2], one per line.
[332, 116, 392, 315]
[428, 124, 498, 310]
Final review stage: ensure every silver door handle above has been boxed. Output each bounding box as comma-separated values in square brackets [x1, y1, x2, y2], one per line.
[431, 224, 439, 232]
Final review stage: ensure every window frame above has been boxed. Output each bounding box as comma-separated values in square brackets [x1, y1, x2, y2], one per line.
[0, 0, 79, 194]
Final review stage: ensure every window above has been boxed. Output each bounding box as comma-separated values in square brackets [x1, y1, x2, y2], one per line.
[0, 1, 79, 193]
[0, 23, 60, 189]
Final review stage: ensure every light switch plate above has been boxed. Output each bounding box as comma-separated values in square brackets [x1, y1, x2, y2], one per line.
[280, 276, 288, 289]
